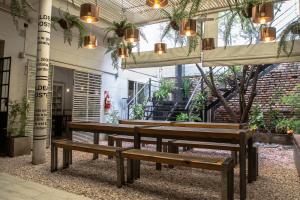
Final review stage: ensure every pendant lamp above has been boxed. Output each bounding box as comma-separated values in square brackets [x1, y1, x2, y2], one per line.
[202, 38, 215, 50]
[83, 35, 97, 49]
[180, 19, 197, 37]
[154, 43, 167, 55]
[80, 3, 100, 23]
[260, 27, 276, 42]
[118, 47, 129, 59]
[146, 0, 168, 9]
[252, 3, 274, 24]
[125, 28, 140, 43]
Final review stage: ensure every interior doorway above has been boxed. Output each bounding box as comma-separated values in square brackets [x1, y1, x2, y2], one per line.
[52, 66, 74, 138]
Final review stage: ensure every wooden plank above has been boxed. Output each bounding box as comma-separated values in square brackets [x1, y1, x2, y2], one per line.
[136, 126, 244, 141]
[53, 140, 118, 156]
[119, 120, 173, 126]
[172, 140, 240, 151]
[122, 149, 225, 171]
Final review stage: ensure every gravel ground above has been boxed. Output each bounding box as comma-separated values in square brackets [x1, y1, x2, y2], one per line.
[0, 144, 299, 200]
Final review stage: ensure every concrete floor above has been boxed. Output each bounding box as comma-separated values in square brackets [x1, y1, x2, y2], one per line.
[0, 173, 91, 200]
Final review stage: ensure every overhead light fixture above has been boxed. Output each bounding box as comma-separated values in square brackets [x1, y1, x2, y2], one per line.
[125, 28, 140, 43]
[80, 3, 100, 23]
[202, 38, 215, 50]
[83, 35, 97, 49]
[154, 42, 167, 55]
[118, 47, 129, 59]
[260, 27, 276, 42]
[146, 0, 168, 9]
[252, 3, 274, 24]
[180, 19, 197, 37]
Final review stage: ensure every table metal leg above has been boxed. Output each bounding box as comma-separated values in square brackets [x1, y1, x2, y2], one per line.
[156, 137, 162, 170]
[247, 137, 253, 183]
[239, 132, 247, 200]
[67, 127, 73, 165]
[93, 133, 99, 160]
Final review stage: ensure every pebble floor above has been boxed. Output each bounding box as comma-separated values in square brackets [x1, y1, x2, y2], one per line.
[0, 144, 299, 200]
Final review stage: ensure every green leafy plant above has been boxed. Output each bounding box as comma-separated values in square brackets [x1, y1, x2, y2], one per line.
[132, 104, 144, 120]
[249, 104, 265, 131]
[51, 11, 87, 47]
[10, 0, 35, 30]
[103, 19, 135, 40]
[154, 79, 175, 101]
[176, 113, 189, 121]
[276, 118, 296, 134]
[105, 109, 119, 124]
[277, 17, 300, 57]
[182, 78, 192, 98]
[7, 97, 30, 137]
[189, 114, 202, 122]
[192, 92, 207, 112]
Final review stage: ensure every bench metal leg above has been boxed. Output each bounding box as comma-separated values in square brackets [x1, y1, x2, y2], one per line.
[156, 137, 162, 170]
[231, 151, 238, 166]
[252, 147, 258, 181]
[51, 143, 58, 172]
[247, 138, 254, 183]
[126, 159, 134, 184]
[63, 149, 70, 169]
[221, 159, 234, 200]
[93, 133, 99, 160]
[116, 150, 125, 188]
[108, 135, 115, 159]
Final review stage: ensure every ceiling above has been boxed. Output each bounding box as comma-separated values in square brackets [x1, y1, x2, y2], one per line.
[67, 0, 245, 25]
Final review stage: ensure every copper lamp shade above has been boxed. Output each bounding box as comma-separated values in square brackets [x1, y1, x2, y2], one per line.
[252, 3, 274, 24]
[125, 28, 140, 43]
[80, 3, 100, 23]
[154, 43, 167, 55]
[202, 38, 215, 50]
[83, 35, 97, 49]
[180, 19, 197, 37]
[146, 0, 168, 9]
[118, 47, 129, 59]
[260, 27, 276, 42]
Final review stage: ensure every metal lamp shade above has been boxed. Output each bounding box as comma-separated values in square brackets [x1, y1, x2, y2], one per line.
[202, 38, 215, 50]
[125, 28, 140, 43]
[83, 35, 97, 49]
[260, 27, 276, 42]
[118, 48, 129, 59]
[146, 0, 168, 8]
[154, 43, 167, 55]
[180, 19, 197, 37]
[80, 3, 100, 23]
[252, 3, 274, 24]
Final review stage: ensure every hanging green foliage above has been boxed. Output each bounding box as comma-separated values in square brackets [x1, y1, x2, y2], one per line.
[10, 0, 35, 30]
[51, 10, 87, 48]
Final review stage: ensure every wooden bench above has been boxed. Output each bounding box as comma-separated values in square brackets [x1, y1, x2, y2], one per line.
[108, 135, 170, 152]
[122, 149, 235, 200]
[169, 140, 258, 181]
[51, 139, 125, 188]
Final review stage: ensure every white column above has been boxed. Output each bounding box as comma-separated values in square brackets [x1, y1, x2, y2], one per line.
[32, 0, 52, 165]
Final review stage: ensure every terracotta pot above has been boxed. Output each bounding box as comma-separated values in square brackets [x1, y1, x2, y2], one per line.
[170, 21, 179, 31]
[7, 136, 31, 157]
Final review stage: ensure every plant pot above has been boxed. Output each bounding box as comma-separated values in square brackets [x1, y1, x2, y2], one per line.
[170, 21, 179, 31]
[253, 132, 293, 145]
[242, 4, 253, 18]
[58, 19, 69, 30]
[7, 136, 31, 157]
[291, 24, 300, 35]
[115, 28, 125, 37]
[293, 134, 300, 176]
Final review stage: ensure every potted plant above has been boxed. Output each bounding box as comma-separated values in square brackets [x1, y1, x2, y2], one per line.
[176, 113, 189, 122]
[6, 97, 31, 157]
[182, 78, 192, 101]
[132, 104, 144, 120]
[154, 79, 175, 101]
[51, 10, 87, 47]
[10, 0, 35, 30]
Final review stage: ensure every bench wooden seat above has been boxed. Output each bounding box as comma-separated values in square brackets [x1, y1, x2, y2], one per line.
[122, 149, 234, 200]
[51, 139, 125, 188]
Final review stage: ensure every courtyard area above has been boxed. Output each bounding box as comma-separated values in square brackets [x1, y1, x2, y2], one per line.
[0, 145, 299, 200]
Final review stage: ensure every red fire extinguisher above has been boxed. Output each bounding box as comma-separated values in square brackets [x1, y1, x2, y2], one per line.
[104, 91, 111, 111]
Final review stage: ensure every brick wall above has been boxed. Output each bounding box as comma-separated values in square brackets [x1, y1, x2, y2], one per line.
[213, 63, 300, 122]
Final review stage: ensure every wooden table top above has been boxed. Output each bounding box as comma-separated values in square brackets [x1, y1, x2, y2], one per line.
[136, 126, 249, 141]
[119, 120, 247, 129]
[68, 122, 144, 135]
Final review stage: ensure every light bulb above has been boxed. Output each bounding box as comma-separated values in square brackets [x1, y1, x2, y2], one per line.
[86, 17, 93, 23]
[129, 38, 134, 43]
[186, 31, 191, 37]
[264, 37, 270, 42]
[88, 44, 94, 49]
[153, 3, 160, 8]
[260, 18, 266, 24]
[66, 88, 70, 93]
[157, 50, 163, 55]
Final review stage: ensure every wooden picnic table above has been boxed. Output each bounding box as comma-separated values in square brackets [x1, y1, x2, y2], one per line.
[119, 119, 248, 129]
[134, 126, 252, 200]
[67, 122, 252, 200]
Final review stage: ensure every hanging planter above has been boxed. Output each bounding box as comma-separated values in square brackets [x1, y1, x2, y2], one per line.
[180, 19, 197, 37]
[80, 3, 100, 23]
[117, 47, 129, 58]
[241, 3, 253, 18]
[83, 35, 97, 49]
[252, 3, 274, 24]
[154, 43, 167, 55]
[125, 27, 140, 43]
[260, 27, 276, 42]
[146, 0, 168, 9]
[202, 38, 215, 50]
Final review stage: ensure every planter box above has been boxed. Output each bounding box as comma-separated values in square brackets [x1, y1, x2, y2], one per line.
[293, 135, 300, 176]
[254, 132, 293, 145]
[7, 136, 31, 157]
